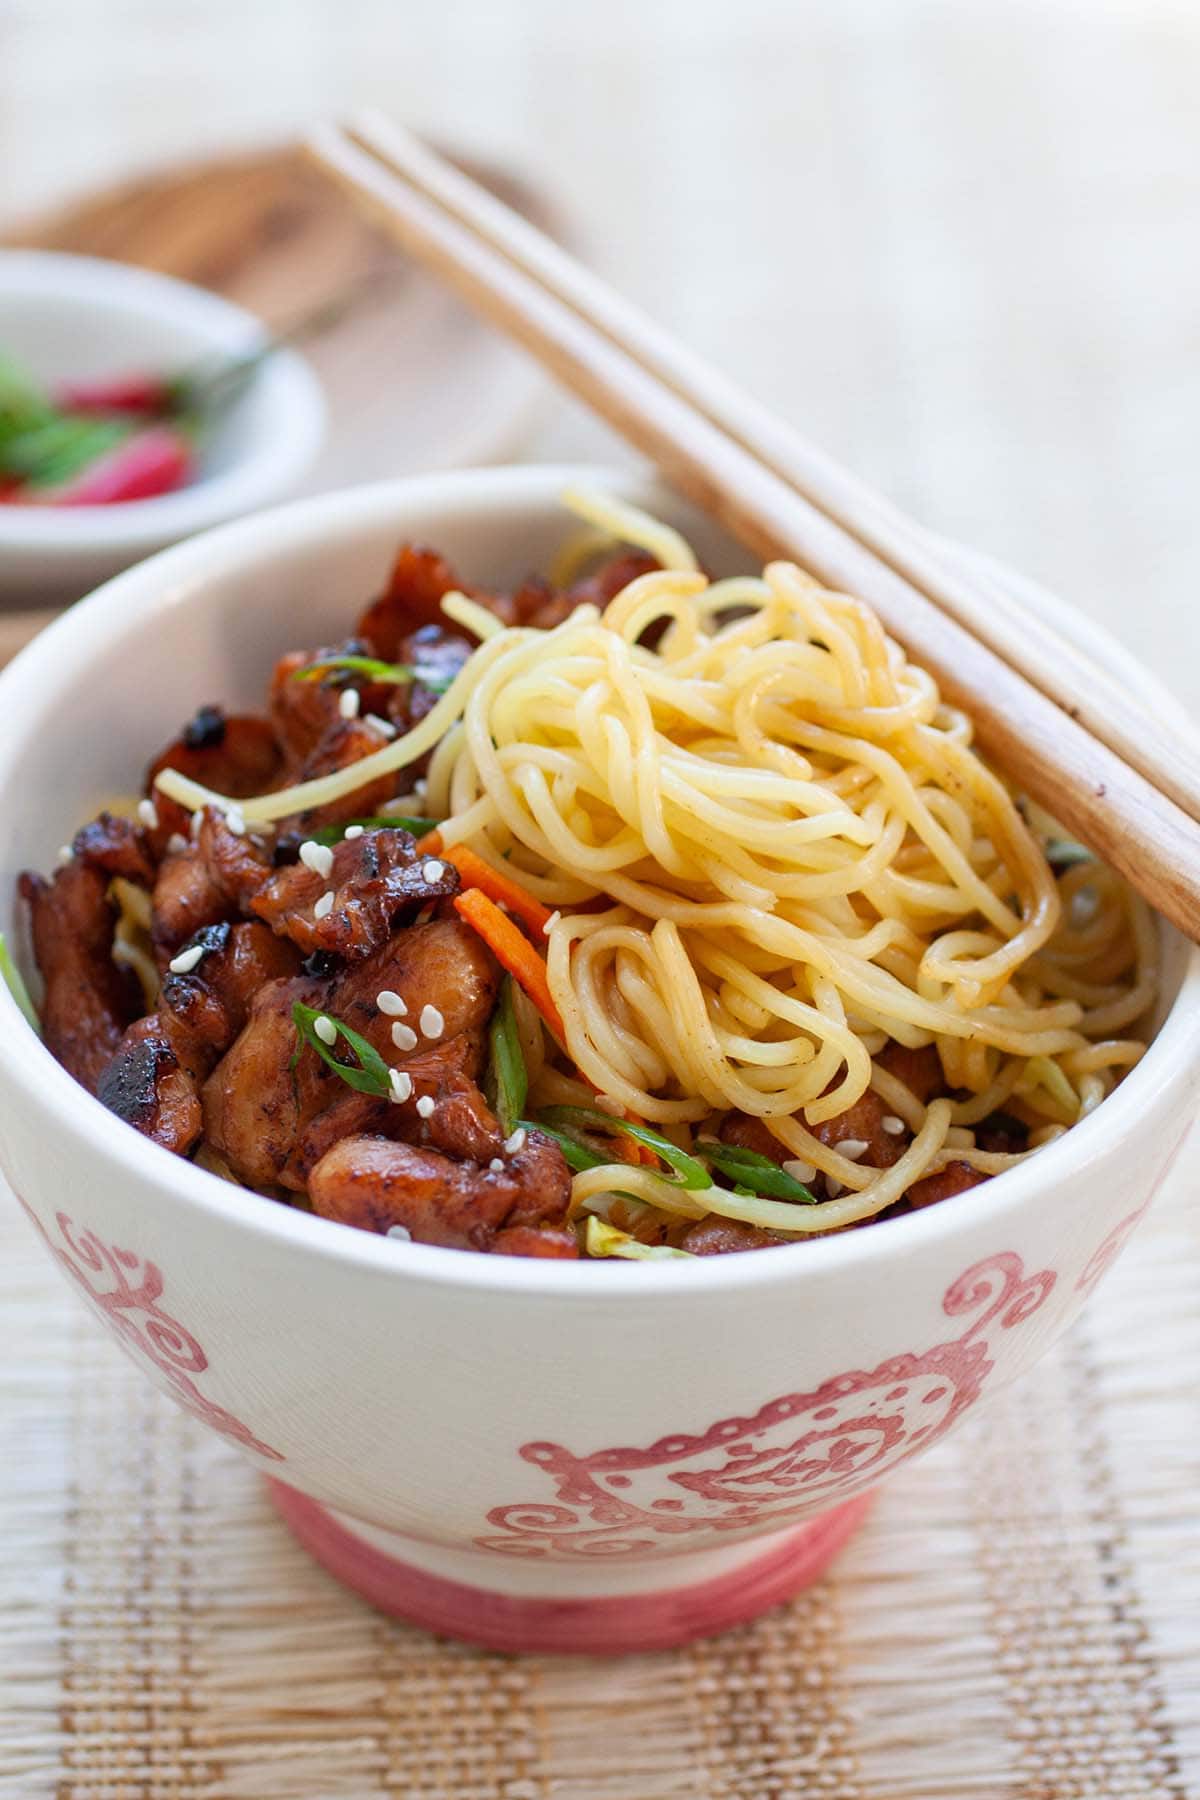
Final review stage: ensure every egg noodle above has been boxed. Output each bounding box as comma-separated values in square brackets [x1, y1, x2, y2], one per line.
[156, 491, 1155, 1238]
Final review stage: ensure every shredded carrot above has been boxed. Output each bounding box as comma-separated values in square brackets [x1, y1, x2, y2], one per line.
[454, 884, 655, 1165]
[454, 888, 565, 1043]
[420, 828, 444, 855]
[443, 843, 553, 936]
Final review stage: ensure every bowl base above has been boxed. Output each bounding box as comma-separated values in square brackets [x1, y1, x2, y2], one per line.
[267, 1480, 872, 1654]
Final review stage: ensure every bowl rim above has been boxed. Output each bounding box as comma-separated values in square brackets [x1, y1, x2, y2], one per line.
[0, 248, 325, 549]
[1, 460, 1197, 1298]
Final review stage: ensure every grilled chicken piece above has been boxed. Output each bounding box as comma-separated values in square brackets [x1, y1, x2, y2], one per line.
[97, 922, 303, 1156]
[18, 813, 156, 1092]
[874, 1041, 944, 1104]
[358, 542, 658, 660]
[151, 842, 232, 963]
[205, 917, 499, 1192]
[905, 1161, 987, 1211]
[308, 1130, 576, 1256]
[275, 715, 402, 841]
[386, 622, 473, 740]
[268, 641, 396, 766]
[146, 707, 283, 853]
[249, 826, 460, 960]
[680, 1218, 786, 1255]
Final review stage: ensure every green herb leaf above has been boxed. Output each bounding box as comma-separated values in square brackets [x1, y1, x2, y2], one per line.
[292, 655, 454, 696]
[539, 1105, 711, 1189]
[699, 1142, 818, 1204]
[307, 814, 442, 847]
[290, 1000, 391, 1096]
[488, 976, 528, 1136]
[0, 932, 40, 1035]
[518, 1119, 607, 1173]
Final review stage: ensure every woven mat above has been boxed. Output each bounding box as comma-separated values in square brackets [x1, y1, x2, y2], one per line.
[2, 1141, 1197, 1800]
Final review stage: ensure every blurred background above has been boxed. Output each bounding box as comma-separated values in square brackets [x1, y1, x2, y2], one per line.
[1, 0, 1197, 698]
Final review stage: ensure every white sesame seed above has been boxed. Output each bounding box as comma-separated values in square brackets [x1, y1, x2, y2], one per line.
[377, 990, 407, 1017]
[416, 1095, 435, 1119]
[783, 1158, 817, 1184]
[489, 1157, 505, 1172]
[344, 824, 364, 840]
[313, 1014, 337, 1045]
[542, 910, 561, 935]
[422, 859, 445, 883]
[834, 1138, 870, 1161]
[389, 1069, 413, 1104]
[137, 798, 158, 830]
[391, 1021, 418, 1052]
[299, 839, 334, 879]
[313, 890, 335, 920]
[419, 1003, 444, 1040]
[881, 1115, 906, 1136]
[365, 713, 396, 738]
[413, 778, 428, 797]
[386, 1223, 412, 1241]
[55, 844, 74, 868]
[504, 1127, 527, 1154]
[225, 806, 246, 837]
[168, 942, 206, 975]
[338, 686, 361, 719]
[825, 1178, 844, 1199]
[166, 832, 188, 856]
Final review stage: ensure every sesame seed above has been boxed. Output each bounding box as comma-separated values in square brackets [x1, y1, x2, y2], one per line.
[344, 824, 364, 840]
[826, 1178, 844, 1199]
[389, 1069, 413, 1104]
[489, 1157, 505, 1172]
[166, 832, 188, 856]
[299, 839, 335, 879]
[783, 1158, 817, 1184]
[503, 1127, 527, 1154]
[225, 806, 246, 837]
[391, 1021, 418, 1052]
[543, 910, 561, 935]
[313, 890, 335, 920]
[416, 1095, 435, 1119]
[386, 1223, 412, 1241]
[365, 713, 396, 738]
[55, 844, 74, 868]
[881, 1115, 906, 1136]
[190, 810, 204, 839]
[422, 859, 445, 883]
[419, 1004, 444, 1040]
[413, 778, 428, 797]
[137, 798, 158, 830]
[834, 1138, 869, 1161]
[377, 990, 407, 1017]
[168, 942, 206, 975]
[339, 686, 361, 719]
[313, 1015, 337, 1045]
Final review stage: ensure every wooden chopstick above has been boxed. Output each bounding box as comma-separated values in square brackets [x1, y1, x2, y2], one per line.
[305, 120, 1200, 944]
[345, 110, 1200, 832]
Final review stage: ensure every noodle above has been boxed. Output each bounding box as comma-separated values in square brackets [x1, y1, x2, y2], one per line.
[157, 491, 1154, 1242]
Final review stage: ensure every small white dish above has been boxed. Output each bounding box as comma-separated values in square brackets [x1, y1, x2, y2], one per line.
[0, 250, 325, 600]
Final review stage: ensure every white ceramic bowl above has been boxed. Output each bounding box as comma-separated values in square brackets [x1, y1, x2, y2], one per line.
[0, 250, 325, 600]
[1, 467, 1196, 1654]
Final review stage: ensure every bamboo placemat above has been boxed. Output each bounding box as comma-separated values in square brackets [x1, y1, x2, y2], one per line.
[2, 1136, 1198, 1800]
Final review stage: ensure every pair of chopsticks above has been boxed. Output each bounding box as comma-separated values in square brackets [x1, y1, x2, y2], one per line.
[307, 113, 1200, 944]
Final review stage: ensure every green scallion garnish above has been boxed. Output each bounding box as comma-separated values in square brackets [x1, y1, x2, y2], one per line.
[307, 814, 442, 847]
[487, 976, 527, 1137]
[290, 1001, 391, 1096]
[0, 932, 40, 1035]
[538, 1105, 711, 1189]
[698, 1142, 818, 1204]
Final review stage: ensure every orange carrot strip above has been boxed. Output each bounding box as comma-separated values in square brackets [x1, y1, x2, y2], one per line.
[454, 886, 654, 1163]
[420, 828, 444, 855]
[454, 888, 565, 1043]
[443, 843, 553, 936]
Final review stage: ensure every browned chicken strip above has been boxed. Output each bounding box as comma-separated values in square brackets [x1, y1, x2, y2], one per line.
[308, 1130, 575, 1255]
[20, 861, 136, 1093]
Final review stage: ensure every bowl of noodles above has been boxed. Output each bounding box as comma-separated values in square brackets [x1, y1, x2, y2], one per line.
[0, 465, 1196, 1653]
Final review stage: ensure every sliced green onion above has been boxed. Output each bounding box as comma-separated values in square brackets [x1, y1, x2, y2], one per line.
[290, 1000, 390, 1096]
[293, 654, 453, 695]
[307, 814, 442, 847]
[585, 1216, 696, 1261]
[699, 1142, 818, 1204]
[0, 933, 40, 1035]
[518, 1119, 607, 1173]
[539, 1105, 710, 1189]
[488, 975, 527, 1136]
